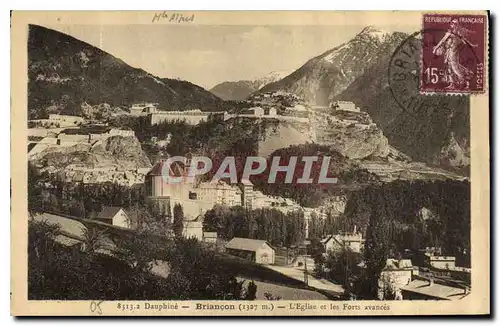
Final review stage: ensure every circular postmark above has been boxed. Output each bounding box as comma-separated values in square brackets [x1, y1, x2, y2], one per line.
[388, 28, 478, 119]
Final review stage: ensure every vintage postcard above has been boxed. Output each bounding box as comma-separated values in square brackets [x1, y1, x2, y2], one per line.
[11, 11, 490, 316]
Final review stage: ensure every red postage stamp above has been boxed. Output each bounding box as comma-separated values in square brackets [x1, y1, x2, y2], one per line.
[421, 13, 487, 94]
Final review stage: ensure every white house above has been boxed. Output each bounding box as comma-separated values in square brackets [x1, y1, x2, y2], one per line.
[322, 231, 364, 254]
[425, 253, 456, 269]
[203, 231, 218, 243]
[378, 259, 414, 299]
[96, 206, 131, 229]
[48, 114, 85, 126]
[182, 217, 203, 241]
[330, 101, 360, 113]
[249, 107, 265, 117]
[130, 103, 158, 115]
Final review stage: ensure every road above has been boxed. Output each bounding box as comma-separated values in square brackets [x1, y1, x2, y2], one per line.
[266, 265, 344, 296]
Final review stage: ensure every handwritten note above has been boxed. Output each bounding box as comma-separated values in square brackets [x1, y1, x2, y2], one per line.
[152, 11, 195, 23]
[90, 301, 103, 315]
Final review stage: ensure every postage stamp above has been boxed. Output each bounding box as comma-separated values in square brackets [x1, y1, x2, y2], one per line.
[11, 11, 490, 317]
[420, 14, 487, 94]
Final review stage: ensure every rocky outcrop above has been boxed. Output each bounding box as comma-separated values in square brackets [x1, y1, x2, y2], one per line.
[331, 30, 470, 171]
[313, 110, 390, 160]
[32, 136, 152, 181]
[91, 136, 152, 168]
[418, 207, 437, 221]
[258, 122, 315, 157]
[435, 133, 470, 168]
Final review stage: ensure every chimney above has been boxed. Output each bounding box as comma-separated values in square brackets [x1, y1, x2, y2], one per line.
[428, 278, 434, 286]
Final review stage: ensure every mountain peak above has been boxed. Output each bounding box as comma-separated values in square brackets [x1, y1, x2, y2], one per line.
[262, 70, 292, 81]
[210, 70, 293, 100]
[357, 26, 388, 41]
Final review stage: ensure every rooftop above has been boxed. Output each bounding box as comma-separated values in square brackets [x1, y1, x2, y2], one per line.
[240, 179, 254, 186]
[385, 258, 413, 270]
[147, 160, 186, 177]
[226, 237, 273, 252]
[322, 233, 363, 245]
[96, 206, 125, 220]
[402, 279, 470, 300]
[61, 125, 111, 135]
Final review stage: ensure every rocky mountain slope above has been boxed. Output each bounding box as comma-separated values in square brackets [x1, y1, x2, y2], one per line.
[258, 27, 407, 105]
[246, 91, 466, 183]
[28, 25, 227, 119]
[254, 26, 469, 171]
[210, 70, 291, 101]
[333, 47, 470, 170]
[312, 110, 389, 159]
[31, 135, 152, 185]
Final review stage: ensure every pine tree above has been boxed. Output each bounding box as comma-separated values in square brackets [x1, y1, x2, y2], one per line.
[363, 189, 392, 299]
[173, 204, 184, 238]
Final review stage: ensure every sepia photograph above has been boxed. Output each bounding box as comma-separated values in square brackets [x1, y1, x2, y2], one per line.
[10, 10, 490, 316]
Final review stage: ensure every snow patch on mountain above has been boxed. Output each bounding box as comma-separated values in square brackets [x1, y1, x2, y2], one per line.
[258, 26, 406, 105]
[358, 26, 389, 42]
[210, 70, 294, 100]
[251, 70, 294, 89]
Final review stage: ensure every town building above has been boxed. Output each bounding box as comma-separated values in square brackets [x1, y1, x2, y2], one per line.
[378, 259, 414, 300]
[150, 109, 227, 125]
[225, 237, 276, 265]
[145, 159, 244, 219]
[183, 216, 203, 241]
[144, 161, 327, 242]
[425, 253, 457, 269]
[55, 126, 135, 145]
[330, 101, 360, 113]
[195, 180, 243, 207]
[96, 207, 132, 229]
[239, 179, 255, 209]
[48, 114, 85, 127]
[249, 107, 264, 117]
[322, 229, 364, 254]
[401, 278, 470, 300]
[129, 103, 158, 116]
[203, 232, 218, 243]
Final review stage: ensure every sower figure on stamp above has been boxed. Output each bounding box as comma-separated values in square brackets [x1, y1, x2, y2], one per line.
[432, 19, 478, 90]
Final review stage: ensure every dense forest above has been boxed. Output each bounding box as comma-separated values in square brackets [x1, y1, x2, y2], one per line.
[250, 144, 379, 207]
[344, 179, 471, 267]
[203, 205, 306, 247]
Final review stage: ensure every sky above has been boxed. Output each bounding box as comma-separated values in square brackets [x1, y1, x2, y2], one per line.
[47, 24, 417, 89]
